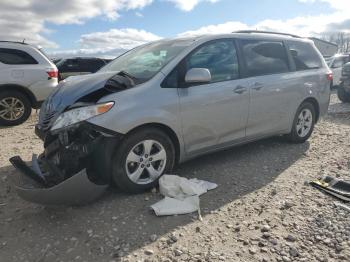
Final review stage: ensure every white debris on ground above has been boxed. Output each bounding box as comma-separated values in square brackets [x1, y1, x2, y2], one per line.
[151, 175, 217, 216]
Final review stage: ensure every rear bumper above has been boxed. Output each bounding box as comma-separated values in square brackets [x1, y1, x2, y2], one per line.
[9, 156, 108, 205]
[30, 78, 58, 102]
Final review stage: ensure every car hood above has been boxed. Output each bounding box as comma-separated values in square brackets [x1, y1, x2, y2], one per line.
[38, 71, 117, 132]
[50, 72, 116, 110]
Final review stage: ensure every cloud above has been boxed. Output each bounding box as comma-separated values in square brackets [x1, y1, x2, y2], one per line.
[0, 0, 222, 49]
[2, 0, 349, 58]
[54, 0, 350, 58]
[166, 0, 220, 12]
[79, 28, 161, 50]
[179, 0, 350, 38]
[178, 22, 249, 37]
[135, 11, 144, 17]
[0, 0, 154, 48]
[50, 28, 162, 58]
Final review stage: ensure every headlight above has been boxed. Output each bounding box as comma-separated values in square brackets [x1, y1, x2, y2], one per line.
[51, 102, 114, 131]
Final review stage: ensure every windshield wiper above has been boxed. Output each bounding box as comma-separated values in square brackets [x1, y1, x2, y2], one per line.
[117, 70, 138, 81]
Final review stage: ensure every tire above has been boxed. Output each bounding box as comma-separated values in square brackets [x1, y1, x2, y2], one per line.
[286, 102, 316, 144]
[112, 128, 175, 193]
[0, 90, 32, 126]
[337, 86, 350, 103]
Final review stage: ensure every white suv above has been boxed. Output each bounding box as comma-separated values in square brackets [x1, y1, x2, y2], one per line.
[0, 41, 58, 126]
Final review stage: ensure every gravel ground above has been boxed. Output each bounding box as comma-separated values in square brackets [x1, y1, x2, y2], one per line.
[0, 93, 350, 262]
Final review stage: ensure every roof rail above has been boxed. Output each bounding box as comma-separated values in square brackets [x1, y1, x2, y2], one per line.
[233, 30, 302, 38]
[0, 40, 29, 45]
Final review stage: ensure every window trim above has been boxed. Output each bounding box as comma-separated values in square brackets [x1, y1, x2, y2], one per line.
[0, 48, 38, 65]
[161, 38, 242, 88]
[237, 39, 292, 78]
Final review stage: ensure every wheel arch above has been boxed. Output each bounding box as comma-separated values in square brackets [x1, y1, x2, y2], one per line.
[302, 97, 320, 123]
[0, 84, 38, 108]
[125, 122, 181, 165]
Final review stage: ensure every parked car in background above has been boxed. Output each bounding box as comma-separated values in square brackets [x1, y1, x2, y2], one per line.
[327, 54, 350, 87]
[337, 62, 350, 103]
[56, 57, 110, 80]
[52, 58, 62, 64]
[102, 58, 113, 64]
[11, 31, 332, 204]
[0, 41, 58, 126]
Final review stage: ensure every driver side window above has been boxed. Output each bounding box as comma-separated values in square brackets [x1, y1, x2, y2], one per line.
[186, 40, 239, 83]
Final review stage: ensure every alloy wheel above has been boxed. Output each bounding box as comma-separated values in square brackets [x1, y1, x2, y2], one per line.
[0, 97, 25, 121]
[125, 139, 167, 185]
[296, 108, 313, 138]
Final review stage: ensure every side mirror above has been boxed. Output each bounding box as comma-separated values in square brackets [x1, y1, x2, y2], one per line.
[185, 68, 211, 84]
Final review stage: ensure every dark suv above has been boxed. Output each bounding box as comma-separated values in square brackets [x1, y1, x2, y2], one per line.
[56, 57, 111, 80]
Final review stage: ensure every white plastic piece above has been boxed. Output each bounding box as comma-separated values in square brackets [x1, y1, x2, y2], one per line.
[151, 175, 217, 216]
[151, 196, 200, 216]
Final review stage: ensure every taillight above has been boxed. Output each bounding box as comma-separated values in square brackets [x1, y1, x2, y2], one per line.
[327, 72, 333, 81]
[47, 69, 58, 79]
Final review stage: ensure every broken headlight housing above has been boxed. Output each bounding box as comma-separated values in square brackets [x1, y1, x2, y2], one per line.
[51, 102, 114, 131]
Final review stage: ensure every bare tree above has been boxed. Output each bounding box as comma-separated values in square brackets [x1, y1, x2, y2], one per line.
[321, 32, 350, 53]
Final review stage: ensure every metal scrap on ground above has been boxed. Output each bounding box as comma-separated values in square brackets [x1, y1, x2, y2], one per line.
[310, 176, 350, 202]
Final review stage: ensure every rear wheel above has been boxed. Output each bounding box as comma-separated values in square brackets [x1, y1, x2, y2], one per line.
[0, 90, 32, 126]
[286, 102, 315, 143]
[112, 128, 175, 193]
[337, 86, 350, 103]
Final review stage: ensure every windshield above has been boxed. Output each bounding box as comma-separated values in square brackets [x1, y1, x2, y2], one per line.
[99, 39, 194, 81]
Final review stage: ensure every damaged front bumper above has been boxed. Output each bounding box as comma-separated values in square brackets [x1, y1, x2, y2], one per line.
[9, 156, 108, 205]
[9, 122, 121, 205]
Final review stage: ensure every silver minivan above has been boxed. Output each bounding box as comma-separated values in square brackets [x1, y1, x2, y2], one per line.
[11, 31, 332, 202]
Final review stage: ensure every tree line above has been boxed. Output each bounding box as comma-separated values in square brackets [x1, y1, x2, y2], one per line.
[321, 32, 350, 53]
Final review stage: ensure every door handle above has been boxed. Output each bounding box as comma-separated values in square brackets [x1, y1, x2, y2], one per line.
[234, 85, 247, 94]
[252, 82, 264, 91]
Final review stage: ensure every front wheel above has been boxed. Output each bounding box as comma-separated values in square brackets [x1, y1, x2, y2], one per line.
[286, 102, 316, 143]
[112, 128, 175, 193]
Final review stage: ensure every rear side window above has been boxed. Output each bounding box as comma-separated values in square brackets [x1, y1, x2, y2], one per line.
[0, 48, 38, 65]
[240, 40, 290, 77]
[58, 59, 79, 72]
[288, 41, 323, 71]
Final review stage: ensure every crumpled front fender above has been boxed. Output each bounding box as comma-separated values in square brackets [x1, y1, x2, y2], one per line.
[9, 156, 108, 206]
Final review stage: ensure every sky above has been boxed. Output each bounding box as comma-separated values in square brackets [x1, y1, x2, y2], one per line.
[0, 0, 349, 58]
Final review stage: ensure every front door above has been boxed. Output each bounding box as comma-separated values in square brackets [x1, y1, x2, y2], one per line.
[178, 39, 250, 154]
